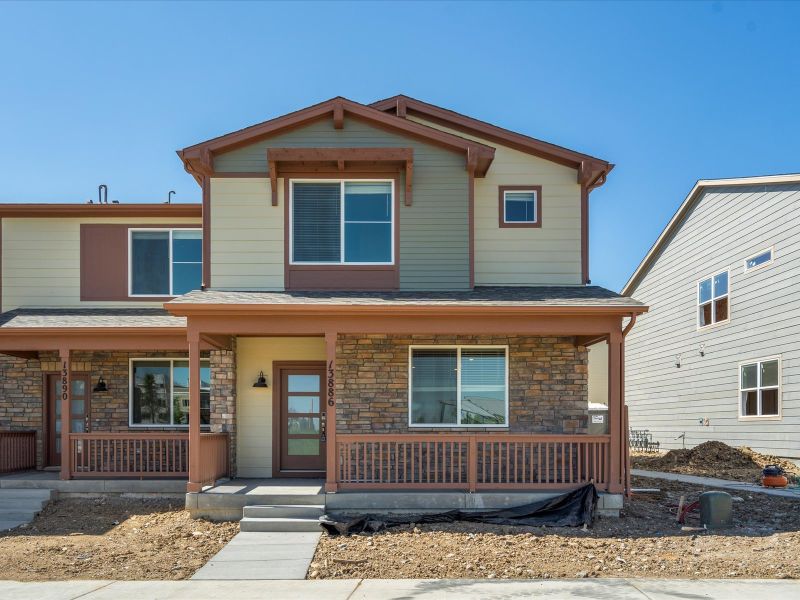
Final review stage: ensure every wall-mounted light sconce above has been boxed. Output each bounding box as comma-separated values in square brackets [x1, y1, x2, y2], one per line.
[93, 376, 108, 393]
[252, 371, 269, 388]
[699, 343, 705, 357]
[675, 354, 682, 368]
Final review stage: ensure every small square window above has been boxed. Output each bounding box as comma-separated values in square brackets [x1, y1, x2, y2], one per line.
[739, 358, 780, 418]
[499, 186, 542, 228]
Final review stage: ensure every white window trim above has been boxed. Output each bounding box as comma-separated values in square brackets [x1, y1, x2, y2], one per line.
[743, 246, 775, 272]
[128, 357, 211, 428]
[128, 228, 203, 297]
[288, 179, 395, 266]
[503, 189, 539, 224]
[738, 355, 782, 421]
[408, 345, 509, 428]
[696, 269, 731, 330]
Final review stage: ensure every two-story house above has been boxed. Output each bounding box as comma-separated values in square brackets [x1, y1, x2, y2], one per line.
[623, 174, 800, 460]
[0, 96, 645, 503]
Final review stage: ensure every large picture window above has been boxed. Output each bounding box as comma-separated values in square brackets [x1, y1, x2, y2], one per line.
[698, 270, 729, 328]
[409, 346, 508, 427]
[130, 359, 210, 427]
[740, 357, 781, 418]
[129, 229, 202, 296]
[290, 180, 394, 265]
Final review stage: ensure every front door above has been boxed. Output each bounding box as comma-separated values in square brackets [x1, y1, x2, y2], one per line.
[278, 365, 326, 473]
[46, 374, 90, 467]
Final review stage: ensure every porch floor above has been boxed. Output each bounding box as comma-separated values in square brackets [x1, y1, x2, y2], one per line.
[201, 478, 325, 496]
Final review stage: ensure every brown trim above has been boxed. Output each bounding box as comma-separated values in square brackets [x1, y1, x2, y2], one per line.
[177, 97, 494, 181]
[0, 329, 215, 353]
[202, 176, 211, 288]
[282, 174, 401, 291]
[498, 185, 542, 229]
[272, 360, 327, 478]
[79, 223, 202, 302]
[0, 204, 201, 218]
[371, 95, 612, 177]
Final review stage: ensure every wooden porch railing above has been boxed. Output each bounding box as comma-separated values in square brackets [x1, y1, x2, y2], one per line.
[198, 433, 229, 485]
[335, 434, 611, 492]
[69, 433, 189, 478]
[0, 430, 36, 473]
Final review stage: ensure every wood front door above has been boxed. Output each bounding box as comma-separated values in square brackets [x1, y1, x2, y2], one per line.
[46, 374, 90, 467]
[277, 364, 326, 474]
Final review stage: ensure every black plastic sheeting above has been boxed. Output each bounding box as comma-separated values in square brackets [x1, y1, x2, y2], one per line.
[320, 483, 597, 536]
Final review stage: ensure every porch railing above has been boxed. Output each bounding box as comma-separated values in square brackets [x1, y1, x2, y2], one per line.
[335, 434, 611, 492]
[0, 430, 37, 473]
[68, 433, 189, 478]
[198, 433, 229, 485]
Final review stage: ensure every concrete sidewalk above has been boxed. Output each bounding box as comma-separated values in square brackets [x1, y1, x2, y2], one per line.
[3, 578, 798, 599]
[633, 469, 800, 499]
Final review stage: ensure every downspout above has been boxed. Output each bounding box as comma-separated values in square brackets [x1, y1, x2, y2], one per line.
[622, 313, 637, 337]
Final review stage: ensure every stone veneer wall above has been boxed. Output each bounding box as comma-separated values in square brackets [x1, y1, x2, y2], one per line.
[0, 349, 236, 470]
[336, 335, 588, 434]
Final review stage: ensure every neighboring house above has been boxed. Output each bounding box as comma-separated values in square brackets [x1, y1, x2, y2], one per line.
[623, 174, 800, 459]
[0, 95, 646, 500]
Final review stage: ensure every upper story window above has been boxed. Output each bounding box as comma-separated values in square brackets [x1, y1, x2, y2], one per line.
[409, 346, 508, 427]
[129, 229, 202, 296]
[744, 248, 773, 271]
[698, 270, 729, 328]
[740, 357, 780, 418]
[290, 180, 394, 265]
[499, 185, 542, 228]
[130, 358, 210, 427]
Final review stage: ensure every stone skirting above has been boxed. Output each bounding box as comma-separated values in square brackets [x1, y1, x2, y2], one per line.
[335, 334, 588, 435]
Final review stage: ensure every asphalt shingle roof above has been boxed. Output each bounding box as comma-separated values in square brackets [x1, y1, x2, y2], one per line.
[168, 286, 645, 308]
[0, 309, 186, 329]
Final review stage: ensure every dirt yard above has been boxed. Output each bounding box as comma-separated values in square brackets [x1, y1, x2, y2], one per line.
[0, 496, 238, 581]
[311, 475, 800, 580]
[632, 440, 800, 483]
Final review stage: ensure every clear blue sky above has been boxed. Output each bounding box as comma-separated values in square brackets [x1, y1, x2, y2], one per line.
[1, 1, 798, 292]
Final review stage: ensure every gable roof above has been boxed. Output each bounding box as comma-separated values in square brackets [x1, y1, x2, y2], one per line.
[622, 173, 800, 296]
[177, 96, 496, 183]
[370, 94, 613, 188]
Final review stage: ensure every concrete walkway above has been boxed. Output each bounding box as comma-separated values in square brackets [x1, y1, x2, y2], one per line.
[633, 469, 800, 499]
[3, 578, 799, 599]
[191, 531, 321, 580]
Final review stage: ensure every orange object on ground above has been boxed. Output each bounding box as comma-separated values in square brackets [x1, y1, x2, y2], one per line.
[762, 474, 789, 488]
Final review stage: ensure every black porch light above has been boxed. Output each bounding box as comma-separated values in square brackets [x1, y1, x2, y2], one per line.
[93, 376, 108, 393]
[253, 371, 269, 388]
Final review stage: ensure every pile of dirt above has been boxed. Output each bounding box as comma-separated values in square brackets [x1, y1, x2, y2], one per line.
[311, 475, 800, 580]
[632, 441, 800, 483]
[0, 496, 238, 581]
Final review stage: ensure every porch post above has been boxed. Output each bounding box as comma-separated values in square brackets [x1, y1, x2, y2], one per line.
[58, 347, 71, 480]
[187, 334, 202, 493]
[607, 327, 623, 494]
[325, 331, 338, 493]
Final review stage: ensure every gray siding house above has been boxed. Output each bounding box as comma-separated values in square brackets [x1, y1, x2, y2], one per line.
[623, 174, 800, 459]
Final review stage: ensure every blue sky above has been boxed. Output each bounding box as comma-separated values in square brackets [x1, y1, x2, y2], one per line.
[1, 1, 798, 292]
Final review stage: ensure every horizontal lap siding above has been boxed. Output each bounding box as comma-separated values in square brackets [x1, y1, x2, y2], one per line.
[1, 217, 200, 311]
[408, 116, 582, 286]
[211, 118, 469, 290]
[625, 183, 800, 457]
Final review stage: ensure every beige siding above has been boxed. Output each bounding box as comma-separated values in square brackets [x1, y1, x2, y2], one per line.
[235, 336, 326, 478]
[210, 178, 285, 290]
[588, 342, 609, 406]
[408, 116, 583, 286]
[2, 216, 201, 311]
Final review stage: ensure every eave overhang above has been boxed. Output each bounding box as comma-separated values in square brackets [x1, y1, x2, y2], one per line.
[0, 204, 202, 218]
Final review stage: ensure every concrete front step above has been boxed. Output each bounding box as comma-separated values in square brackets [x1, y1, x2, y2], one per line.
[0, 487, 53, 530]
[0, 498, 50, 511]
[242, 504, 325, 519]
[240, 517, 322, 532]
[0, 489, 53, 500]
[0, 509, 39, 521]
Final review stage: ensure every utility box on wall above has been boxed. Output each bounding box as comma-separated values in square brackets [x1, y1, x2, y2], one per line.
[588, 403, 609, 435]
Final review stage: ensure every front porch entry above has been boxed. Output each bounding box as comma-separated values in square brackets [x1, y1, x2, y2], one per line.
[45, 373, 90, 467]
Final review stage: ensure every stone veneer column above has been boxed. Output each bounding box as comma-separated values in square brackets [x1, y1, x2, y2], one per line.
[210, 339, 237, 477]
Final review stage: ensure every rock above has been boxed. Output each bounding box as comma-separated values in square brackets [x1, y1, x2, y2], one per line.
[576, 571, 588, 578]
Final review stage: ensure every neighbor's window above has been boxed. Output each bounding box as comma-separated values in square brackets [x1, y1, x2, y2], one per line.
[129, 229, 202, 296]
[410, 346, 508, 427]
[130, 359, 210, 426]
[499, 186, 541, 227]
[740, 358, 780, 418]
[744, 248, 773, 271]
[291, 180, 393, 264]
[698, 270, 729, 327]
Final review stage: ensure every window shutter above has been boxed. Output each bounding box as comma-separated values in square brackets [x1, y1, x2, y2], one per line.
[80, 224, 129, 300]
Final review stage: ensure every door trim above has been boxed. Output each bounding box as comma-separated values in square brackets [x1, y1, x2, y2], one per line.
[271, 361, 326, 478]
[43, 372, 91, 468]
